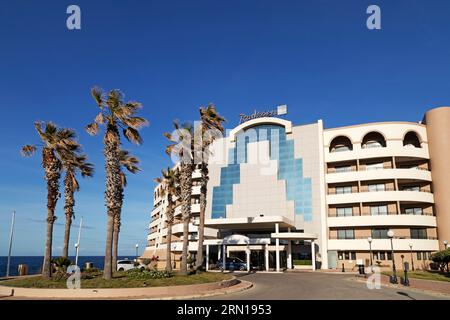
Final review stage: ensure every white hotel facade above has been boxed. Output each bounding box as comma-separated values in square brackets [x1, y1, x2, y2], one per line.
[143, 106, 450, 271]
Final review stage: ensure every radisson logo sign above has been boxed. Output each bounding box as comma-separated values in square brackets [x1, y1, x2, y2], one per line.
[239, 104, 288, 124]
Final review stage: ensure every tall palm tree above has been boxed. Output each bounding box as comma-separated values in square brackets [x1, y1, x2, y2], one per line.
[195, 104, 225, 270]
[112, 149, 140, 269]
[154, 167, 179, 272]
[61, 153, 94, 258]
[86, 87, 148, 280]
[164, 121, 195, 275]
[21, 122, 82, 278]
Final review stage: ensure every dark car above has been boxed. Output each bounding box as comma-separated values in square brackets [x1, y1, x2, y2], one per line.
[217, 257, 247, 271]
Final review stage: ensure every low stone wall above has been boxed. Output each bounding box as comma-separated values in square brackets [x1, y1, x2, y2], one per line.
[0, 276, 240, 299]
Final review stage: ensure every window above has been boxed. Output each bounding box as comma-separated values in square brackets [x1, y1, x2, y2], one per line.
[344, 252, 350, 260]
[387, 252, 392, 260]
[335, 165, 352, 173]
[333, 145, 352, 152]
[372, 252, 379, 260]
[417, 252, 422, 260]
[372, 228, 389, 239]
[380, 252, 386, 260]
[410, 228, 427, 239]
[402, 185, 420, 192]
[422, 252, 428, 260]
[404, 207, 423, 215]
[366, 162, 384, 171]
[337, 207, 353, 217]
[337, 229, 354, 239]
[370, 205, 388, 216]
[336, 186, 352, 194]
[363, 141, 383, 149]
[338, 251, 343, 260]
[351, 252, 356, 260]
[368, 184, 385, 192]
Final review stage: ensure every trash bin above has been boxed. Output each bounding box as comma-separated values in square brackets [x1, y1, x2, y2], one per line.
[18, 264, 28, 276]
[85, 262, 93, 270]
[358, 264, 365, 275]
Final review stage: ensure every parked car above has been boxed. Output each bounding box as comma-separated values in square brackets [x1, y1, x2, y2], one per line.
[116, 259, 145, 272]
[217, 257, 247, 271]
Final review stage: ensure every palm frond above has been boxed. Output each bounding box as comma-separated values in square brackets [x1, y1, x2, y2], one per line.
[123, 127, 143, 145]
[21, 145, 37, 157]
[91, 86, 105, 107]
[85, 122, 99, 136]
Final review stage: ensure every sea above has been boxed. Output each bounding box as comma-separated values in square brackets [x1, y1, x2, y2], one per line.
[0, 256, 134, 277]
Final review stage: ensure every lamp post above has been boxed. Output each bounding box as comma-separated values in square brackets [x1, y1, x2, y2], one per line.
[75, 216, 83, 267]
[135, 244, 139, 260]
[387, 229, 397, 284]
[409, 243, 414, 271]
[444, 240, 448, 250]
[367, 236, 373, 271]
[74, 243, 79, 267]
[6, 211, 16, 277]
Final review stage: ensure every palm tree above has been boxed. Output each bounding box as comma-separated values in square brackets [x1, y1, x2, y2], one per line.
[164, 121, 195, 275]
[154, 167, 179, 272]
[112, 149, 140, 269]
[21, 122, 82, 278]
[86, 87, 148, 280]
[61, 152, 94, 258]
[195, 104, 225, 270]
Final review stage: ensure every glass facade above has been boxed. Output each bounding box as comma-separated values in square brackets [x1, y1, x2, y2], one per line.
[211, 124, 313, 221]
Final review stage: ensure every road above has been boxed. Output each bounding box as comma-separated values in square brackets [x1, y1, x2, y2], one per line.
[201, 272, 449, 300]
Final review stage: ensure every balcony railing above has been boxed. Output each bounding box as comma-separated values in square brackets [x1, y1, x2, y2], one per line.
[327, 187, 433, 195]
[328, 235, 438, 240]
[327, 166, 430, 174]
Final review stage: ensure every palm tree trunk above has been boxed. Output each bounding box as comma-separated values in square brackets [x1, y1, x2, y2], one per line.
[103, 129, 121, 280]
[179, 163, 193, 275]
[166, 222, 173, 272]
[104, 213, 115, 279]
[195, 164, 208, 271]
[62, 214, 72, 259]
[181, 216, 190, 275]
[43, 217, 55, 279]
[62, 171, 75, 258]
[112, 211, 120, 271]
[42, 148, 61, 279]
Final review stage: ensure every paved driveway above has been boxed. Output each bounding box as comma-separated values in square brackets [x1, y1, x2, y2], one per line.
[202, 272, 449, 300]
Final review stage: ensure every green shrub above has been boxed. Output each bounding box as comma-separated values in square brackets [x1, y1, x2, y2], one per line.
[125, 268, 172, 280]
[293, 259, 312, 265]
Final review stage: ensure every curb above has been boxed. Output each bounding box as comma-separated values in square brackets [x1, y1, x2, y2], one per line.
[350, 276, 450, 298]
[142, 280, 254, 300]
[0, 276, 251, 300]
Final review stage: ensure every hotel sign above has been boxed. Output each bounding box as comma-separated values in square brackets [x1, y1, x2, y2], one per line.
[239, 104, 288, 124]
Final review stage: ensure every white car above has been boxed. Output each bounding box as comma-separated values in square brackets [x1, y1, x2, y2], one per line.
[116, 259, 145, 272]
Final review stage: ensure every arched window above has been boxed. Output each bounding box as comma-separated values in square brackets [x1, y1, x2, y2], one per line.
[329, 136, 353, 153]
[403, 131, 421, 148]
[361, 132, 386, 149]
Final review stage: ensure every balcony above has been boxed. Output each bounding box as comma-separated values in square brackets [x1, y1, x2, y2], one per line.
[327, 238, 439, 251]
[326, 168, 432, 184]
[326, 145, 429, 163]
[327, 190, 434, 205]
[327, 214, 437, 228]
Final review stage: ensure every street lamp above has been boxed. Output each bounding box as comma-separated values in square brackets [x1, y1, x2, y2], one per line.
[409, 243, 414, 271]
[387, 229, 397, 284]
[135, 243, 139, 259]
[367, 237, 373, 271]
[444, 240, 448, 250]
[74, 243, 80, 267]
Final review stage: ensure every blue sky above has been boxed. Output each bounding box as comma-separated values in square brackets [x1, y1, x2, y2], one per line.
[1, 0, 450, 256]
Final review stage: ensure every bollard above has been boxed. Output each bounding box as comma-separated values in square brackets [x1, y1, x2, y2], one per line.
[17, 264, 28, 276]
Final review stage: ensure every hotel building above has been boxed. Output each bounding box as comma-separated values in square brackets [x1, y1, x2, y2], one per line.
[143, 106, 450, 271]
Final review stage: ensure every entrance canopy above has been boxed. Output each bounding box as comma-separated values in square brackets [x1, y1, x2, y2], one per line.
[205, 215, 295, 231]
[271, 232, 318, 240]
